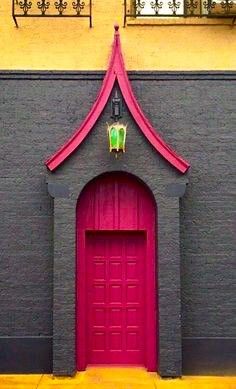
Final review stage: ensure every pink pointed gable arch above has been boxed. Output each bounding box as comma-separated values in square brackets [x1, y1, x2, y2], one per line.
[45, 25, 190, 173]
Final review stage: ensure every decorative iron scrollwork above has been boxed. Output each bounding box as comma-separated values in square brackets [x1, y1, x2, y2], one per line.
[221, 0, 234, 13]
[54, 0, 67, 15]
[186, 0, 198, 14]
[37, 0, 50, 15]
[19, 0, 32, 15]
[135, 0, 146, 14]
[13, 0, 92, 27]
[123, 0, 236, 25]
[202, 0, 216, 12]
[168, 0, 181, 14]
[72, 0, 85, 15]
[150, 0, 164, 14]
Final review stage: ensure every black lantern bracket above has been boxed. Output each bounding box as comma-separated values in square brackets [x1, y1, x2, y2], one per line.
[111, 89, 123, 122]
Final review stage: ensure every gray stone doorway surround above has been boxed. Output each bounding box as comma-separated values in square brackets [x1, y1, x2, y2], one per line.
[47, 171, 187, 377]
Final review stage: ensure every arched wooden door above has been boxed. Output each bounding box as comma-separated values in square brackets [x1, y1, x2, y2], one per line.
[76, 173, 157, 371]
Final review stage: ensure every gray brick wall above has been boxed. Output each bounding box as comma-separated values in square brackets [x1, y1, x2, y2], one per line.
[0, 79, 101, 337]
[131, 79, 236, 338]
[0, 73, 235, 374]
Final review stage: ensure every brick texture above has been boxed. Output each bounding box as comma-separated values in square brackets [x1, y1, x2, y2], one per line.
[0, 74, 235, 375]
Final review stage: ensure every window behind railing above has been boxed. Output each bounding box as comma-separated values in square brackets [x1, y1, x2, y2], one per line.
[124, 0, 236, 24]
[12, 0, 92, 27]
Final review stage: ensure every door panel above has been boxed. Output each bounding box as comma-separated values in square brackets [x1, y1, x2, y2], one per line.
[87, 232, 145, 365]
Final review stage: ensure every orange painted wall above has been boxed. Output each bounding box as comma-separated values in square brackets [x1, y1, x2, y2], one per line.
[0, 0, 236, 70]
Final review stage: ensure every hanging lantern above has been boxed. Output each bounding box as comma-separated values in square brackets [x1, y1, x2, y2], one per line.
[107, 122, 127, 155]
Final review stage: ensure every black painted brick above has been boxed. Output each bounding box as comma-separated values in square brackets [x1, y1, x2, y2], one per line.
[0, 74, 235, 374]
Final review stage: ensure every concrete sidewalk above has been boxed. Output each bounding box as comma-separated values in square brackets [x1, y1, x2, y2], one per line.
[0, 367, 235, 389]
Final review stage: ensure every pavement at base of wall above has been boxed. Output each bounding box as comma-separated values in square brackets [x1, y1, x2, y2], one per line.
[0, 367, 236, 389]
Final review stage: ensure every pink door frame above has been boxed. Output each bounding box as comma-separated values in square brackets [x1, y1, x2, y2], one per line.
[76, 172, 157, 371]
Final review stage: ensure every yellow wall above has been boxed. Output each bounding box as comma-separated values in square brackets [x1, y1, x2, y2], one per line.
[1, 0, 236, 70]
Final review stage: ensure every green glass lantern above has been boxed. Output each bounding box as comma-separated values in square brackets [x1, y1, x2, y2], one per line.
[107, 122, 127, 155]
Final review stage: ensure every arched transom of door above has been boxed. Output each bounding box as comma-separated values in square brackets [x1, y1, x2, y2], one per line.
[76, 172, 157, 371]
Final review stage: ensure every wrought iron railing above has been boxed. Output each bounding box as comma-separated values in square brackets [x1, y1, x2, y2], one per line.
[12, 0, 92, 27]
[124, 0, 236, 25]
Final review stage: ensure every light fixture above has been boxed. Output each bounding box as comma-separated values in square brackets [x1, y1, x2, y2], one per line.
[107, 122, 127, 156]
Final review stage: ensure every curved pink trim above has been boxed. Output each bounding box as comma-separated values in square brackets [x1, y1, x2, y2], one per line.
[46, 25, 190, 173]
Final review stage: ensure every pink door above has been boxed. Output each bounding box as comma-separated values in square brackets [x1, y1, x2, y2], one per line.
[77, 172, 157, 371]
[87, 232, 145, 365]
